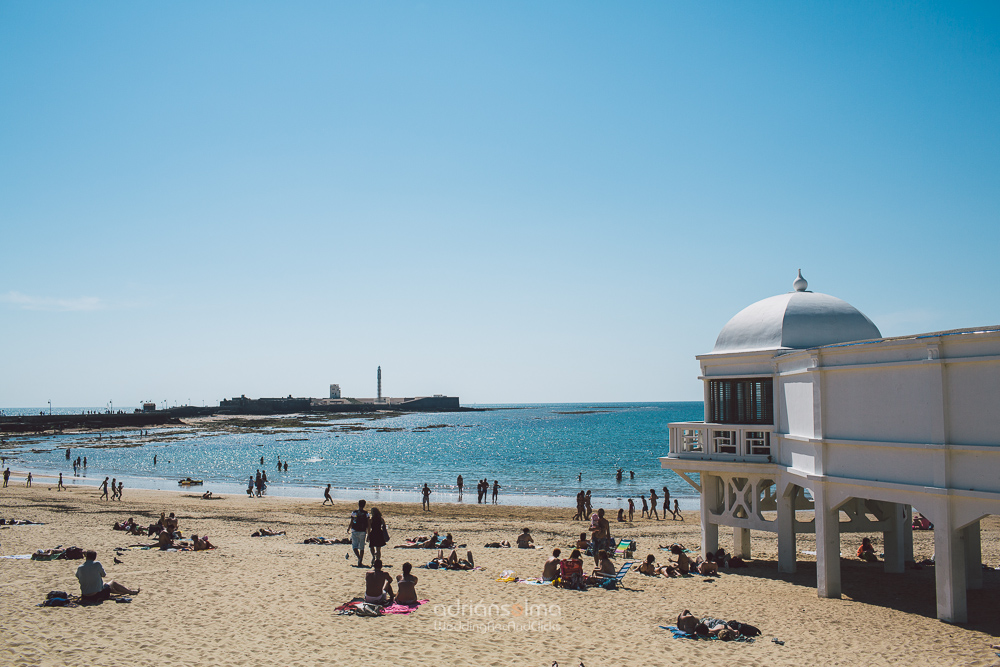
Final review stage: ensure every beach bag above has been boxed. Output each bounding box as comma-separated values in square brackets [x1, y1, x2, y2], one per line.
[47, 590, 70, 600]
[356, 603, 383, 617]
[381, 523, 390, 543]
[727, 621, 760, 637]
[63, 547, 84, 560]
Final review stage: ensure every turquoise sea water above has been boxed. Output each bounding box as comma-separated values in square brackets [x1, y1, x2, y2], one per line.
[0, 402, 703, 509]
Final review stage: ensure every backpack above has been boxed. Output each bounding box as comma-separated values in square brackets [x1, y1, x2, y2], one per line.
[350, 510, 369, 532]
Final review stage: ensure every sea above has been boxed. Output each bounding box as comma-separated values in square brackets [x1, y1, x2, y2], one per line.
[0, 402, 703, 510]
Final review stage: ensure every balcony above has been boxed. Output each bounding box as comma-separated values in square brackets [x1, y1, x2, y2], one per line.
[668, 422, 775, 461]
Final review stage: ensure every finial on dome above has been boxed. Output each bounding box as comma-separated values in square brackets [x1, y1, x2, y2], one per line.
[793, 269, 808, 292]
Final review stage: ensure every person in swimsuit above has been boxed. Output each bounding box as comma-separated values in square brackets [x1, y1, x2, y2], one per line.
[323, 484, 333, 505]
[542, 548, 561, 581]
[421, 484, 431, 511]
[364, 560, 394, 605]
[395, 562, 419, 605]
[649, 488, 659, 520]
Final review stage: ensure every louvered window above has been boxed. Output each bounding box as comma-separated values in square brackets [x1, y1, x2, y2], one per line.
[708, 378, 773, 425]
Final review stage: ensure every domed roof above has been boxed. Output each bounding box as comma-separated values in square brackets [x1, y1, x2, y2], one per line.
[711, 271, 882, 354]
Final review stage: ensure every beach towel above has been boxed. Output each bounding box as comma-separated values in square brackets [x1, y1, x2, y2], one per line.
[336, 598, 427, 616]
[382, 600, 428, 615]
[659, 626, 756, 643]
[1, 554, 32, 559]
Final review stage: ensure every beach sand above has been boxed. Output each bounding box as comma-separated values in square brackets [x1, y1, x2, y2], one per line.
[1, 480, 998, 667]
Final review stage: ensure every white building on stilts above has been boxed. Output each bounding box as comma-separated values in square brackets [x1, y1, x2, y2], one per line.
[661, 271, 1000, 623]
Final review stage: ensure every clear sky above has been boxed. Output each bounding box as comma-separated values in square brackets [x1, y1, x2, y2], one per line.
[1, 2, 998, 407]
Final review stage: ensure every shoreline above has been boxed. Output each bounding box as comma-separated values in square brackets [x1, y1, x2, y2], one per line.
[0, 467, 702, 511]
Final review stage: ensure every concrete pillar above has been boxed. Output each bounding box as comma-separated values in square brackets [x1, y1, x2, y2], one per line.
[813, 485, 841, 599]
[964, 520, 982, 591]
[700, 474, 719, 557]
[903, 505, 914, 563]
[777, 485, 797, 573]
[882, 502, 905, 574]
[734, 527, 751, 559]
[933, 509, 967, 623]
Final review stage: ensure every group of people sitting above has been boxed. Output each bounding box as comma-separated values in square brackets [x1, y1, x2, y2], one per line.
[363, 560, 420, 606]
[538, 548, 619, 589]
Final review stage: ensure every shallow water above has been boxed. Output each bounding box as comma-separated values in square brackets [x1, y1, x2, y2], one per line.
[0, 402, 704, 509]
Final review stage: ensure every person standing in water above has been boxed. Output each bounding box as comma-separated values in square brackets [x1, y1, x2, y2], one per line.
[492, 480, 500, 505]
[457, 475, 464, 501]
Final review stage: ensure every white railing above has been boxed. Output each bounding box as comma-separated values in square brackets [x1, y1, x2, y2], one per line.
[668, 422, 774, 460]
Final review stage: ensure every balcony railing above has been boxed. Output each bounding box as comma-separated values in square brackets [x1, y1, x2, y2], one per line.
[668, 422, 774, 460]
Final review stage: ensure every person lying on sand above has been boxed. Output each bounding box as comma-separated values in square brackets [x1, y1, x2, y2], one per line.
[676, 610, 760, 640]
[430, 549, 475, 570]
[251, 528, 286, 537]
[365, 559, 394, 605]
[484, 540, 511, 548]
[303, 537, 351, 545]
[191, 534, 215, 551]
[395, 562, 419, 605]
[76, 550, 140, 600]
[638, 554, 677, 577]
[395, 532, 441, 548]
[516, 528, 535, 549]
[542, 548, 561, 581]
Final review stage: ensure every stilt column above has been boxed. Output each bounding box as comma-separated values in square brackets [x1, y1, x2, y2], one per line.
[813, 484, 841, 599]
[700, 474, 719, 557]
[882, 502, 905, 574]
[933, 508, 967, 623]
[733, 527, 751, 559]
[777, 485, 797, 574]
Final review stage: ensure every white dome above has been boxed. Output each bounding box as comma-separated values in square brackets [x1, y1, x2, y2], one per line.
[711, 272, 881, 354]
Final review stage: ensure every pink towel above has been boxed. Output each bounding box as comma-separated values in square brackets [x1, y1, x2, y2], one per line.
[382, 600, 428, 615]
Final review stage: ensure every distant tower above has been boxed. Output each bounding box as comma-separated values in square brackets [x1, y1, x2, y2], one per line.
[377, 366, 382, 401]
[329, 384, 341, 399]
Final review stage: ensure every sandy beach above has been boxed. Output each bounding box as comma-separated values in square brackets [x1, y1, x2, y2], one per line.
[1, 477, 998, 667]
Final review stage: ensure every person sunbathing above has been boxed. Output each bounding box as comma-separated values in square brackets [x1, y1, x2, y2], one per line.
[588, 549, 617, 584]
[484, 540, 511, 548]
[516, 528, 535, 549]
[396, 532, 440, 548]
[251, 527, 286, 537]
[191, 534, 215, 551]
[677, 610, 759, 639]
[638, 554, 674, 576]
[303, 536, 350, 545]
[431, 549, 475, 570]
[364, 559, 394, 605]
[542, 548, 561, 581]
[575, 533, 590, 550]
[692, 552, 719, 576]
[395, 562, 419, 605]
[669, 544, 692, 574]
[438, 533, 455, 549]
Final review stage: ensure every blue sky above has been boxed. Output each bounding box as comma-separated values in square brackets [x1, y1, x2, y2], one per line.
[1, 2, 998, 407]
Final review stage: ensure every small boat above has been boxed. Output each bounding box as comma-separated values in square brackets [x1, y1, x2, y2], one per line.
[178, 477, 204, 486]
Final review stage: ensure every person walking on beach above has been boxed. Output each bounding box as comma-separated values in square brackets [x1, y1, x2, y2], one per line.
[110, 478, 117, 499]
[649, 488, 660, 520]
[58, 473, 66, 491]
[640, 494, 648, 518]
[492, 480, 500, 505]
[100, 477, 109, 500]
[348, 500, 370, 567]
[662, 486, 671, 519]
[323, 484, 333, 505]
[26, 472, 32, 487]
[421, 484, 431, 511]
[2, 467, 9, 488]
[574, 490, 585, 520]
[628, 498, 635, 522]
[673, 499, 682, 520]
[584, 490, 593, 517]
[457, 475, 463, 501]
[117, 481, 123, 501]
